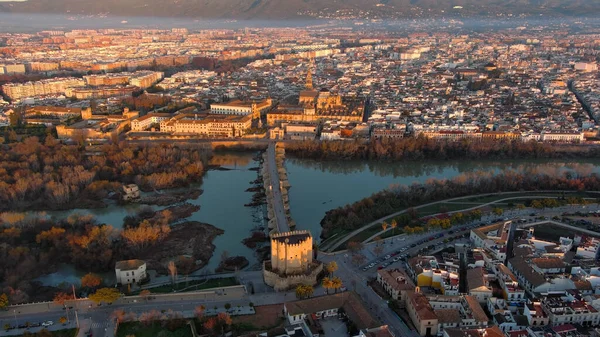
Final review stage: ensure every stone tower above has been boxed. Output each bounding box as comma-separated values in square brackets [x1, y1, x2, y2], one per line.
[305, 67, 313, 90]
[270, 230, 313, 275]
[263, 230, 323, 291]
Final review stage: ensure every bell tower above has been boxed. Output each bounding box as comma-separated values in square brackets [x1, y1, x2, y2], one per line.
[305, 67, 313, 90]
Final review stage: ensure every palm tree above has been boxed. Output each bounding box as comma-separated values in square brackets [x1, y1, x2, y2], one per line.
[390, 219, 398, 235]
[382, 222, 389, 232]
[322, 277, 333, 294]
[326, 261, 338, 277]
[331, 277, 343, 293]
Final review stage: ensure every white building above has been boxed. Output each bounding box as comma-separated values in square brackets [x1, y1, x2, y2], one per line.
[576, 238, 600, 259]
[115, 259, 147, 285]
[540, 131, 584, 143]
[210, 99, 272, 118]
[131, 113, 172, 131]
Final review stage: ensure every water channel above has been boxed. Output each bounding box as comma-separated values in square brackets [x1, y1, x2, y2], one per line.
[36, 154, 600, 285]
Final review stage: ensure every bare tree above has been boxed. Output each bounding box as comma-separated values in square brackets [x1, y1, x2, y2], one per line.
[168, 261, 177, 285]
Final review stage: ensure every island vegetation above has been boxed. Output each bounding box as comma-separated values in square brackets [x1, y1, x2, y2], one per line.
[0, 136, 210, 211]
[0, 204, 226, 304]
[320, 166, 600, 239]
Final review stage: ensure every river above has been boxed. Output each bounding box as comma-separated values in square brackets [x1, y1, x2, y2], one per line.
[37, 154, 600, 285]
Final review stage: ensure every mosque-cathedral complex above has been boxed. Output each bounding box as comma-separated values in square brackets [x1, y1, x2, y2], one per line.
[266, 66, 366, 126]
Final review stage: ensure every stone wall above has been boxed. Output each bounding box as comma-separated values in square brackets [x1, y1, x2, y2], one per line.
[263, 261, 323, 292]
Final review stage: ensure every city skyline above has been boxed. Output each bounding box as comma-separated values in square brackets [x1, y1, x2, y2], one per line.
[1, 8, 600, 337]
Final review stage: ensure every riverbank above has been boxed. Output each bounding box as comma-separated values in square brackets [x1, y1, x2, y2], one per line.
[141, 221, 224, 274]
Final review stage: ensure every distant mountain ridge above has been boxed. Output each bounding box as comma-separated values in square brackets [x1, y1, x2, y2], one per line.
[0, 0, 598, 19]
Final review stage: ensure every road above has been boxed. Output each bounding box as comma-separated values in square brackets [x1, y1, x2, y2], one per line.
[323, 190, 600, 251]
[266, 142, 290, 233]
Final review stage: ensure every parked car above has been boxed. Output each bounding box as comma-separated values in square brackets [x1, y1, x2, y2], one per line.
[42, 321, 54, 327]
[384, 255, 391, 260]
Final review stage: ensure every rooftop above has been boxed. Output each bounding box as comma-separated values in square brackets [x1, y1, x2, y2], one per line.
[115, 259, 145, 271]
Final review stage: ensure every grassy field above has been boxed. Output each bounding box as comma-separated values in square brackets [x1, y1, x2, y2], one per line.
[13, 328, 78, 337]
[116, 322, 192, 337]
[327, 191, 600, 251]
[141, 277, 239, 294]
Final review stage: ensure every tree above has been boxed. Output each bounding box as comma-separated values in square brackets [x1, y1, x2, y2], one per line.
[111, 309, 126, 324]
[531, 200, 544, 209]
[295, 285, 313, 299]
[493, 208, 503, 216]
[53, 292, 74, 307]
[351, 254, 366, 266]
[381, 222, 388, 232]
[59, 317, 67, 325]
[204, 317, 217, 331]
[322, 277, 333, 294]
[81, 273, 102, 290]
[390, 219, 398, 235]
[195, 305, 205, 320]
[325, 261, 338, 276]
[139, 310, 161, 326]
[347, 241, 363, 253]
[0, 293, 8, 310]
[331, 277, 343, 293]
[224, 303, 231, 311]
[516, 204, 526, 210]
[168, 261, 177, 285]
[204, 313, 232, 335]
[88, 288, 121, 305]
[121, 220, 171, 251]
[139, 289, 151, 302]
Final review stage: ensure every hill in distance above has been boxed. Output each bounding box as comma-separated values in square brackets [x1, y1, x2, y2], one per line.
[0, 0, 599, 19]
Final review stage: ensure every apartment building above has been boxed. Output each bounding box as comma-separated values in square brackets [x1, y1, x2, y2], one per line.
[376, 268, 415, 302]
[2, 77, 86, 100]
[210, 98, 272, 119]
[131, 113, 172, 131]
[160, 113, 251, 138]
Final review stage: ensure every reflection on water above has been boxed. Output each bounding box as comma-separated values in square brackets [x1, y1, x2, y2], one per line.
[35, 154, 600, 283]
[286, 157, 600, 240]
[38, 153, 262, 285]
[209, 152, 255, 168]
[47, 203, 157, 230]
[35, 263, 115, 287]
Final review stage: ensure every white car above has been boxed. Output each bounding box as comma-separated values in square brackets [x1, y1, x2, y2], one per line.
[42, 321, 54, 327]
